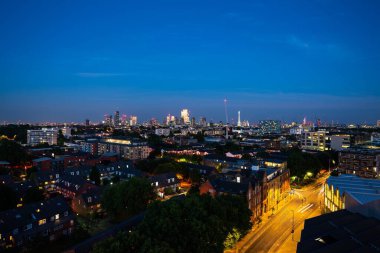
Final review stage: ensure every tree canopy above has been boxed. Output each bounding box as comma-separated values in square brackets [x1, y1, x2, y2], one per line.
[0, 139, 30, 165]
[93, 194, 252, 253]
[0, 184, 17, 211]
[101, 177, 155, 219]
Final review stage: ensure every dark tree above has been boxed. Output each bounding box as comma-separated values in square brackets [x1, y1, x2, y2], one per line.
[57, 129, 65, 146]
[24, 187, 45, 204]
[94, 194, 252, 253]
[101, 177, 155, 219]
[0, 184, 17, 211]
[0, 139, 30, 165]
[89, 166, 101, 185]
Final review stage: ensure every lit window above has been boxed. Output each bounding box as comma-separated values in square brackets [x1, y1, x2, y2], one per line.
[55, 214, 60, 220]
[38, 219, 46, 225]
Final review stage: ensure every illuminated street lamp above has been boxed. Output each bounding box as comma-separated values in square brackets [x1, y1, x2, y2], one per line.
[306, 172, 313, 177]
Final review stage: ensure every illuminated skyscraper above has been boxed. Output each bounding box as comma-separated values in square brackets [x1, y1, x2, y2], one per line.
[180, 109, 190, 125]
[121, 114, 127, 125]
[129, 115, 137, 126]
[237, 111, 241, 127]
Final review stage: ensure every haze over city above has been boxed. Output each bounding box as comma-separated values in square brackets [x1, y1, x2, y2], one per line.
[1, 0, 380, 123]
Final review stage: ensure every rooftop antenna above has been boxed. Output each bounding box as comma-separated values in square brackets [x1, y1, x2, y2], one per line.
[224, 98, 229, 140]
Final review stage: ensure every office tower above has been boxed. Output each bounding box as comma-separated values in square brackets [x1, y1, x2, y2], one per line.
[166, 114, 176, 125]
[191, 117, 196, 127]
[114, 111, 120, 126]
[150, 118, 158, 126]
[121, 114, 127, 126]
[242, 120, 250, 127]
[104, 114, 112, 126]
[237, 111, 241, 127]
[129, 115, 137, 126]
[180, 109, 190, 125]
[199, 117, 207, 127]
[85, 119, 90, 126]
[377, 120, 380, 128]
[27, 128, 58, 146]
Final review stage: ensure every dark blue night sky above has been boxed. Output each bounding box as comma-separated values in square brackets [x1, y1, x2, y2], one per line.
[1, 0, 379, 123]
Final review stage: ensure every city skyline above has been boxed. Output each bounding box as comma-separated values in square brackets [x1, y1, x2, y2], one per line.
[1, 1, 380, 123]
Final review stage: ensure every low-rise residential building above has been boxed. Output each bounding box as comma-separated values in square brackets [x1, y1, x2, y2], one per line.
[149, 172, 179, 198]
[0, 197, 74, 250]
[72, 187, 103, 215]
[338, 149, 380, 178]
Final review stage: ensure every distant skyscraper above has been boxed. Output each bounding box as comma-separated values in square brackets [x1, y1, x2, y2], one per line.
[85, 119, 90, 126]
[104, 114, 112, 126]
[129, 115, 137, 126]
[114, 111, 120, 126]
[121, 114, 127, 125]
[237, 111, 241, 127]
[150, 118, 158, 126]
[199, 117, 207, 127]
[180, 109, 190, 125]
[166, 114, 175, 125]
[377, 120, 380, 128]
[242, 120, 250, 127]
[191, 117, 196, 127]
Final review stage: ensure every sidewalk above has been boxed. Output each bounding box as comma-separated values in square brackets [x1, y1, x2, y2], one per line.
[228, 194, 295, 253]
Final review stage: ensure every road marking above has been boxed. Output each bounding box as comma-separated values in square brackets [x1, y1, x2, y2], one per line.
[297, 203, 312, 213]
[300, 204, 314, 213]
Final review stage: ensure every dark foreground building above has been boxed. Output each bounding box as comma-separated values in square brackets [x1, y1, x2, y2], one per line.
[297, 210, 380, 253]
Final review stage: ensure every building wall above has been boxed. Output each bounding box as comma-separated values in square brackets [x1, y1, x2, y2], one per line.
[27, 129, 58, 146]
[339, 151, 379, 178]
[301, 131, 330, 151]
[330, 135, 350, 151]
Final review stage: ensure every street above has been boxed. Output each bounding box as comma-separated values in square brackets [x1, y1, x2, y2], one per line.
[237, 174, 328, 253]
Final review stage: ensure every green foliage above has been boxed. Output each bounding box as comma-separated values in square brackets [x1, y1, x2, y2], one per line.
[0, 184, 17, 211]
[224, 228, 242, 249]
[0, 139, 30, 165]
[90, 166, 101, 185]
[101, 177, 155, 219]
[0, 124, 32, 143]
[23, 187, 45, 204]
[287, 149, 322, 178]
[94, 194, 252, 253]
[189, 168, 201, 184]
[154, 162, 181, 174]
